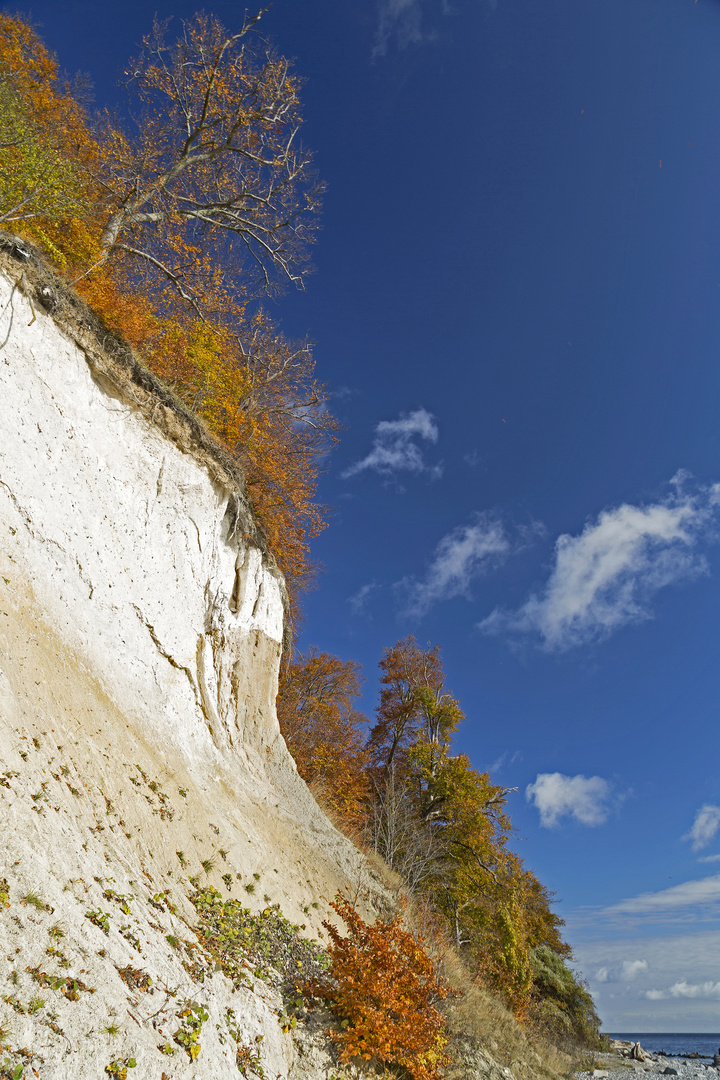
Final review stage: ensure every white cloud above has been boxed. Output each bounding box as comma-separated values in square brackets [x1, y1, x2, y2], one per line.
[480, 473, 720, 651]
[699, 854, 720, 863]
[644, 981, 720, 1001]
[684, 805, 720, 852]
[395, 514, 509, 616]
[525, 772, 613, 828]
[572, 932, 720, 1029]
[671, 980, 720, 998]
[342, 408, 441, 481]
[623, 959, 649, 979]
[604, 873, 720, 916]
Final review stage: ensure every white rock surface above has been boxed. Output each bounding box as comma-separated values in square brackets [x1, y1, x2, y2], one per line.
[0, 267, 285, 766]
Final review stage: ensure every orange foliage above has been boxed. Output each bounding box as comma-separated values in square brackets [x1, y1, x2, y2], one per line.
[277, 649, 369, 832]
[308, 895, 451, 1080]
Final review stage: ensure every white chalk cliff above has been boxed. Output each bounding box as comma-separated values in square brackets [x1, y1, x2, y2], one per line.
[0, 238, 380, 1079]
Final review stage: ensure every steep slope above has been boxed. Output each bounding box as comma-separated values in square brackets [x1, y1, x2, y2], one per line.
[0, 240, 384, 1078]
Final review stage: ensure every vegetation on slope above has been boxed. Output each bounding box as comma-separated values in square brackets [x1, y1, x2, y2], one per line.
[278, 637, 605, 1051]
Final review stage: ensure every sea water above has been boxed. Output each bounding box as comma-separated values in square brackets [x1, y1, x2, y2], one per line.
[608, 1035, 720, 1061]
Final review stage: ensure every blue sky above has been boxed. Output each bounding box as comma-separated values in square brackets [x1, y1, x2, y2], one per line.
[19, 0, 720, 1031]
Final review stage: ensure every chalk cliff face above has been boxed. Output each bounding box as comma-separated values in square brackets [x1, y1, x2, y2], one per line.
[0, 259, 285, 766]
[0, 244, 382, 1079]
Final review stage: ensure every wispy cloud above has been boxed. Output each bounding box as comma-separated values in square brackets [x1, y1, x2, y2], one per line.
[342, 408, 442, 482]
[645, 981, 720, 1001]
[595, 959, 648, 983]
[348, 582, 379, 616]
[526, 772, 614, 828]
[373, 0, 496, 58]
[604, 874, 720, 916]
[487, 749, 521, 775]
[699, 854, 720, 864]
[480, 473, 720, 651]
[684, 805, 720, 852]
[395, 513, 509, 616]
[373, 0, 425, 58]
[333, 385, 357, 401]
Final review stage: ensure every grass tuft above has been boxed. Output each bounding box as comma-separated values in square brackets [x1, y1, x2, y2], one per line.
[21, 891, 51, 912]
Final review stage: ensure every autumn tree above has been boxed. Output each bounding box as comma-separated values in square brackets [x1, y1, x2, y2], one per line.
[0, 14, 102, 261]
[276, 649, 369, 832]
[367, 637, 446, 779]
[82, 10, 322, 312]
[367, 640, 511, 914]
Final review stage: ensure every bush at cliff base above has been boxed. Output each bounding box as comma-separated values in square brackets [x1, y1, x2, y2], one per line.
[306, 895, 452, 1080]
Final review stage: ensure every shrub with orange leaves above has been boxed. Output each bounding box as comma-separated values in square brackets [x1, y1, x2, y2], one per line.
[307, 895, 451, 1080]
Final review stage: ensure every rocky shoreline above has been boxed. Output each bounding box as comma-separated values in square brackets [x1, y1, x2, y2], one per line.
[576, 1041, 720, 1080]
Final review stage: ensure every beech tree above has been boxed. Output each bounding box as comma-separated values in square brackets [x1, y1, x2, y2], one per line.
[367, 637, 445, 778]
[0, 14, 100, 250]
[86, 11, 323, 311]
[276, 649, 369, 830]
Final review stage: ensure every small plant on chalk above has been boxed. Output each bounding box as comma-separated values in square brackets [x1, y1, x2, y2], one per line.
[86, 909, 112, 934]
[21, 891, 51, 912]
[0, 1060, 23, 1080]
[173, 1000, 208, 1060]
[104, 1059, 136, 1078]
